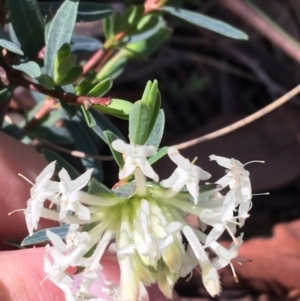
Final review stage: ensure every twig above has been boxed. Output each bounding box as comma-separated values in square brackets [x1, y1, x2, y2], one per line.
[16, 77, 111, 107]
[172, 83, 300, 150]
[82, 48, 105, 76]
[23, 99, 57, 131]
[217, 0, 300, 64]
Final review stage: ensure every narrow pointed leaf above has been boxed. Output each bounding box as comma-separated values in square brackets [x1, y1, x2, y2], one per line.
[88, 77, 113, 97]
[45, 0, 79, 77]
[162, 6, 248, 40]
[6, 0, 44, 57]
[129, 100, 150, 144]
[145, 109, 165, 148]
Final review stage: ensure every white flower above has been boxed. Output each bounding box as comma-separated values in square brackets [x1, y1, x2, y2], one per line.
[55, 168, 93, 221]
[210, 155, 252, 227]
[182, 226, 220, 297]
[111, 139, 158, 182]
[24, 161, 59, 235]
[210, 155, 251, 196]
[160, 147, 211, 204]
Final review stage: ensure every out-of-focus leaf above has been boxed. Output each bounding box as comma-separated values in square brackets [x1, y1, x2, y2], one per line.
[0, 87, 12, 106]
[6, 0, 44, 57]
[71, 35, 102, 54]
[103, 15, 114, 40]
[145, 109, 165, 148]
[96, 52, 128, 82]
[33, 126, 73, 145]
[162, 6, 248, 40]
[103, 131, 124, 168]
[0, 25, 23, 55]
[2, 124, 26, 140]
[121, 5, 144, 30]
[88, 178, 114, 196]
[126, 15, 164, 43]
[81, 107, 125, 142]
[42, 148, 80, 179]
[123, 27, 171, 59]
[148, 146, 168, 165]
[129, 100, 149, 145]
[64, 117, 103, 181]
[39, 2, 113, 22]
[93, 98, 132, 120]
[21, 226, 69, 246]
[13, 61, 41, 78]
[45, 0, 79, 77]
[88, 78, 113, 98]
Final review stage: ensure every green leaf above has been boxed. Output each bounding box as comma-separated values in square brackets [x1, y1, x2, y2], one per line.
[6, 0, 44, 57]
[0, 25, 23, 55]
[112, 12, 124, 35]
[42, 148, 80, 179]
[39, 2, 113, 22]
[103, 15, 114, 40]
[148, 146, 168, 165]
[0, 87, 12, 106]
[88, 77, 113, 97]
[162, 6, 248, 40]
[88, 178, 114, 196]
[129, 100, 149, 145]
[143, 80, 161, 136]
[55, 65, 83, 86]
[122, 5, 144, 30]
[81, 107, 125, 142]
[103, 131, 124, 168]
[21, 226, 69, 246]
[145, 109, 165, 148]
[123, 27, 171, 59]
[45, 0, 79, 77]
[55, 54, 77, 81]
[93, 98, 132, 120]
[96, 51, 128, 81]
[112, 181, 137, 198]
[37, 74, 54, 89]
[53, 43, 72, 79]
[13, 61, 41, 78]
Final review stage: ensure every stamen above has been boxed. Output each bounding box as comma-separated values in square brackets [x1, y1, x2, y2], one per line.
[18, 173, 34, 185]
[186, 271, 193, 282]
[225, 225, 239, 245]
[191, 156, 198, 165]
[252, 192, 270, 196]
[229, 262, 239, 283]
[244, 160, 265, 166]
[8, 209, 25, 215]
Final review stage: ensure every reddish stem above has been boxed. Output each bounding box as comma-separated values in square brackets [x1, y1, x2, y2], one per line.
[16, 77, 111, 107]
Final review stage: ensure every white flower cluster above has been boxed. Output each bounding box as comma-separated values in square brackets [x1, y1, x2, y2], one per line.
[23, 139, 252, 301]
